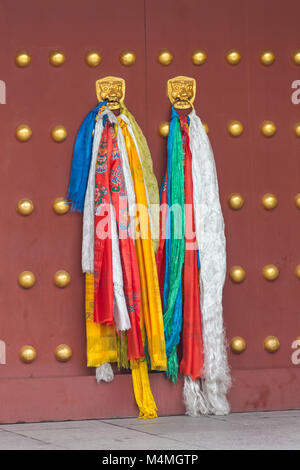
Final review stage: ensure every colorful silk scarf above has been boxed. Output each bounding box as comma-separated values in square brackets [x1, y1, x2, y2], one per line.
[119, 104, 160, 252]
[157, 108, 185, 381]
[156, 107, 203, 382]
[179, 115, 204, 380]
[118, 115, 166, 371]
[69, 103, 166, 419]
[117, 115, 167, 418]
[158, 106, 231, 416]
[93, 119, 144, 360]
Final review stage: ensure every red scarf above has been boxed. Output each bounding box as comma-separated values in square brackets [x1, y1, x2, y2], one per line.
[94, 120, 144, 360]
[179, 115, 203, 380]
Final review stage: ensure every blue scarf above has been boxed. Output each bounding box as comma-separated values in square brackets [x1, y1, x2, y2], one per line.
[67, 101, 107, 212]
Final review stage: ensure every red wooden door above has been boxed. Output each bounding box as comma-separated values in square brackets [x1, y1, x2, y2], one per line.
[0, 0, 300, 423]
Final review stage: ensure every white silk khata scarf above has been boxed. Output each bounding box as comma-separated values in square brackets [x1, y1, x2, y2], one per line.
[185, 109, 231, 415]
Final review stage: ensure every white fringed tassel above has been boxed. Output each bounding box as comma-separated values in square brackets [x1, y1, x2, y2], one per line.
[202, 377, 230, 416]
[183, 376, 210, 416]
[96, 363, 114, 383]
[188, 111, 231, 416]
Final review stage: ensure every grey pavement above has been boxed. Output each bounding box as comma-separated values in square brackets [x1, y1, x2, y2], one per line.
[0, 410, 299, 450]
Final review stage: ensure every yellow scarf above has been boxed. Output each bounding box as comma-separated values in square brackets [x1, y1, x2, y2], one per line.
[118, 116, 166, 371]
[118, 117, 167, 419]
[120, 104, 160, 253]
[85, 273, 118, 367]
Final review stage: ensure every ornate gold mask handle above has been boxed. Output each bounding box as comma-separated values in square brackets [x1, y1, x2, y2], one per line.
[95, 76, 126, 110]
[167, 76, 196, 110]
